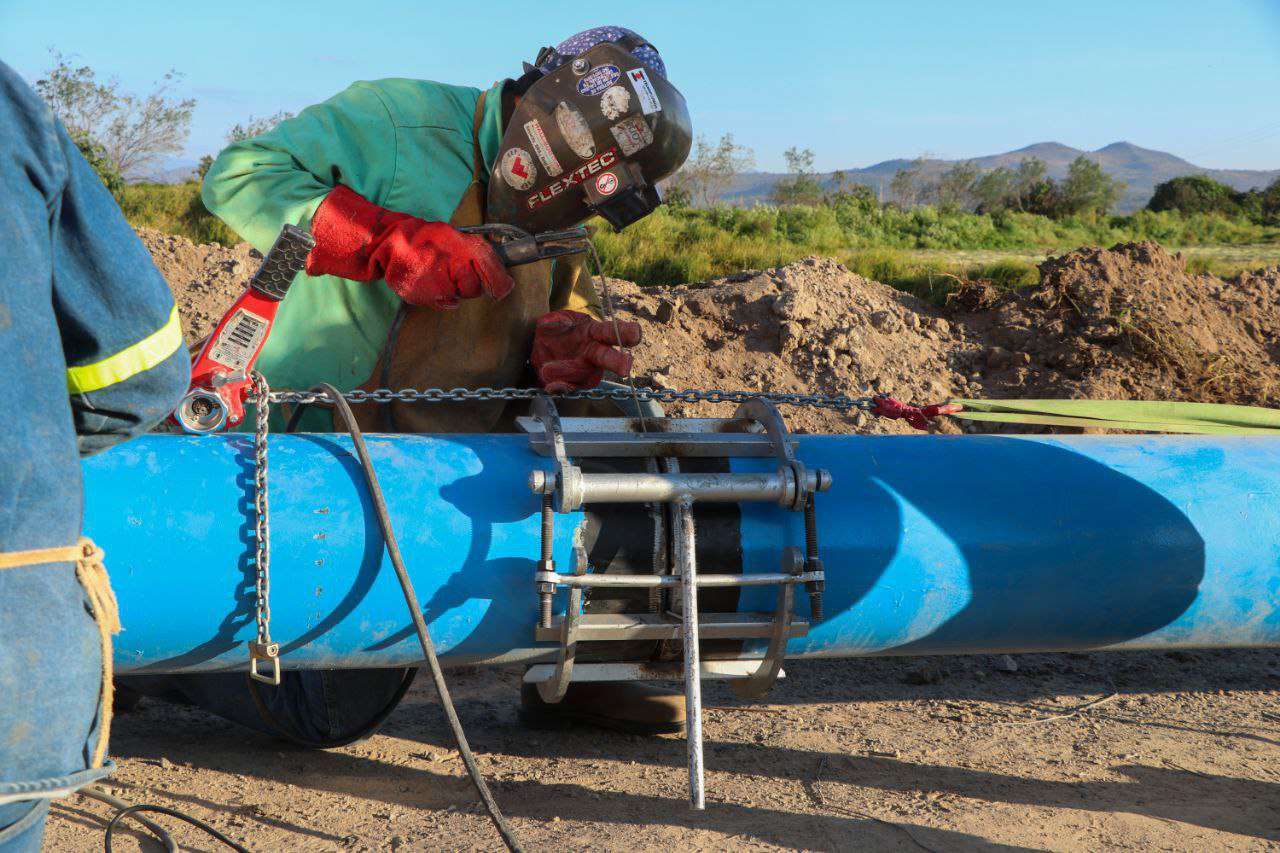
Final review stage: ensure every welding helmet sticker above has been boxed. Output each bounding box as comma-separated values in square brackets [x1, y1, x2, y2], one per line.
[499, 147, 537, 191]
[595, 172, 619, 196]
[599, 85, 631, 120]
[576, 63, 620, 96]
[609, 116, 653, 156]
[555, 101, 596, 159]
[626, 67, 662, 114]
[523, 120, 564, 177]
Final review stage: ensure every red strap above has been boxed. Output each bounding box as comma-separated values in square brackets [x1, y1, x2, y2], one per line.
[871, 396, 964, 431]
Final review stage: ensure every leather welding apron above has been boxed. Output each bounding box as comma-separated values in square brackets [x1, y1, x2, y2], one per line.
[353, 91, 548, 434]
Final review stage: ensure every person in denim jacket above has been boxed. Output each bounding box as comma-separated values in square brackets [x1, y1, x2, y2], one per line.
[0, 61, 189, 850]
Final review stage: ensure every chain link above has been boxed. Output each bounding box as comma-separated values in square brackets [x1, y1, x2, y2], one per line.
[269, 385, 876, 413]
[248, 371, 280, 684]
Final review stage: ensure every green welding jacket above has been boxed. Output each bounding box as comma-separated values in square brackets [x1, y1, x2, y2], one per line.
[200, 78, 601, 405]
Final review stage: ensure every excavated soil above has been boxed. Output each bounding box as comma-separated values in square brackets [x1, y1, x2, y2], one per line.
[953, 242, 1280, 408]
[137, 228, 261, 345]
[141, 230, 1280, 428]
[610, 257, 972, 434]
[48, 231, 1280, 851]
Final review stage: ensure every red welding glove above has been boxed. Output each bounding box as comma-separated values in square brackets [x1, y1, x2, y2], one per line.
[305, 184, 514, 309]
[531, 310, 642, 393]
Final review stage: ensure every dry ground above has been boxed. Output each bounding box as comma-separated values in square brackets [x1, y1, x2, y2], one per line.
[47, 650, 1280, 851]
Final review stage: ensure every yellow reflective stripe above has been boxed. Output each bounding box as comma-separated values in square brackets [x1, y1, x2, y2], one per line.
[66, 306, 183, 394]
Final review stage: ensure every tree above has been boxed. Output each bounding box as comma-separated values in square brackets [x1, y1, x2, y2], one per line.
[770, 146, 823, 206]
[1023, 178, 1066, 218]
[1059, 156, 1124, 217]
[226, 110, 294, 144]
[1252, 177, 1280, 225]
[35, 51, 195, 180]
[1011, 157, 1047, 210]
[971, 167, 1014, 213]
[197, 111, 295, 181]
[1147, 175, 1239, 216]
[71, 131, 124, 198]
[825, 170, 876, 207]
[890, 157, 926, 207]
[936, 160, 979, 212]
[666, 133, 754, 207]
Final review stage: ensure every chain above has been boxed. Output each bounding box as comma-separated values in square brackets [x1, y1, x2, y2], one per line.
[247, 371, 280, 685]
[268, 385, 876, 412]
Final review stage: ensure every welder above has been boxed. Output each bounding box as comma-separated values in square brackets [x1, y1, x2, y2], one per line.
[122, 27, 693, 747]
[0, 62, 190, 850]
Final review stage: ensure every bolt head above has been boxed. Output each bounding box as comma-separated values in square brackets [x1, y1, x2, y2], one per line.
[571, 58, 590, 74]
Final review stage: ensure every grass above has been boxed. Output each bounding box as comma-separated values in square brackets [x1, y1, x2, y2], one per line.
[593, 205, 1279, 303]
[121, 181, 1280, 303]
[118, 182, 239, 246]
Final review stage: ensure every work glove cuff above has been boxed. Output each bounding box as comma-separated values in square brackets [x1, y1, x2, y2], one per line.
[305, 185, 405, 281]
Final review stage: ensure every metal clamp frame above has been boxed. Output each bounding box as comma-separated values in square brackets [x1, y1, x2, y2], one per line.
[525, 395, 830, 810]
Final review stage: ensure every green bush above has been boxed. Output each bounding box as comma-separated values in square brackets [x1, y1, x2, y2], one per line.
[1148, 175, 1240, 216]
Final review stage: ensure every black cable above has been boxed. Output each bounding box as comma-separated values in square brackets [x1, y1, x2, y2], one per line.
[315, 383, 524, 852]
[81, 786, 177, 852]
[104, 804, 249, 853]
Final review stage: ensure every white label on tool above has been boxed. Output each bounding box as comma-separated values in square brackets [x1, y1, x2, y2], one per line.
[209, 307, 269, 371]
[627, 67, 661, 114]
[523, 120, 563, 177]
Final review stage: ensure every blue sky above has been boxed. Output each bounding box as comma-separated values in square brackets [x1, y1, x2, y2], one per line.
[2, 0, 1278, 173]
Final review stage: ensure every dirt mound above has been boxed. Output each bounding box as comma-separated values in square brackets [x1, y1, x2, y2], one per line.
[610, 256, 975, 433]
[956, 241, 1280, 408]
[144, 228, 1279, 433]
[137, 228, 259, 345]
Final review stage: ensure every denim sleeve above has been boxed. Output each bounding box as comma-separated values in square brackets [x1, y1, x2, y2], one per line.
[49, 122, 190, 456]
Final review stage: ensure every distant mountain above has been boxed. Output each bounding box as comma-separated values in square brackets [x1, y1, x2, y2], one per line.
[721, 142, 1280, 212]
[133, 156, 201, 184]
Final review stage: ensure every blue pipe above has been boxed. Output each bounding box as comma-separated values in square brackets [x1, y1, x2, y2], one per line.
[83, 434, 1280, 673]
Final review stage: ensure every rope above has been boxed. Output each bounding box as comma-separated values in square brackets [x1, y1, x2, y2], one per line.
[0, 538, 119, 767]
[871, 396, 963, 431]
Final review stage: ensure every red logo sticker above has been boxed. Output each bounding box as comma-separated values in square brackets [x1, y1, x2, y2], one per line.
[596, 172, 619, 196]
[509, 155, 529, 180]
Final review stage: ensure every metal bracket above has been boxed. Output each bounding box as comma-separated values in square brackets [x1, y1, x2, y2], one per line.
[732, 548, 801, 699]
[536, 541, 587, 703]
[525, 398, 831, 811]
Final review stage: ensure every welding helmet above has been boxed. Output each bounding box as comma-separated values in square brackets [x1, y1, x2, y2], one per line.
[487, 32, 692, 232]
